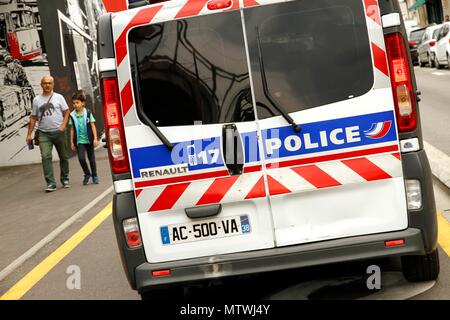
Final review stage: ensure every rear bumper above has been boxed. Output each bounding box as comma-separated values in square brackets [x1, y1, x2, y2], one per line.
[134, 228, 424, 292]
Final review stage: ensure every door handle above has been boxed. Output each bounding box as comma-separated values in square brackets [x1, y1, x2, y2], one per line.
[185, 204, 222, 219]
[222, 124, 244, 176]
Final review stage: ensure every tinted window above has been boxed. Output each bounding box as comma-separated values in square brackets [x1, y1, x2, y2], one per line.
[410, 29, 426, 41]
[444, 25, 450, 36]
[244, 0, 373, 118]
[433, 28, 440, 39]
[129, 11, 253, 127]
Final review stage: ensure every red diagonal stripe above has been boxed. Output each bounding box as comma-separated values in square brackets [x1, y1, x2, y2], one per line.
[392, 153, 401, 160]
[267, 175, 291, 196]
[115, 5, 163, 66]
[291, 165, 341, 189]
[135, 189, 143, 198]
[120, 81, 134, 116]
[364, 0, 381, 25]
[175, 0, 209, 18]
[245, 176, 266, 199]
[149, 183, 191, 212]
[243, 0, 259, 7]
[342, 158, 392, 181]
[103, 0, 128, 13]
[372, 43, 389, 77]
[196, 176, 239, 206]
[227, 0, 240, 11]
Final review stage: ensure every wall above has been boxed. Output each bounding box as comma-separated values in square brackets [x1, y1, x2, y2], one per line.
[0, 0, 104, 167]
[443, 0, 450, 18]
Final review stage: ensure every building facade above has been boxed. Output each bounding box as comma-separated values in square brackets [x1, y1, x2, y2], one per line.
[402, 0, 448, 27]
[0, 0, 104, 167]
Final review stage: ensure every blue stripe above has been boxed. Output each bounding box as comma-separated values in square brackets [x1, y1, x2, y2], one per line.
[130, 111, 397, 178]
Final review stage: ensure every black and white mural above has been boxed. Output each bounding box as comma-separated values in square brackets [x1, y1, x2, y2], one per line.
[0, 0, 104, 166]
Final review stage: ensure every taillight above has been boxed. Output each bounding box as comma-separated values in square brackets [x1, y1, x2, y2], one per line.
[408, 40, 416, 47]
[123, 218, 142, 248]
[385, 239, 405, 248]
[429, 41, 436, 47]
[385, 33, 417, 132]
[101, 77, 130, 174]
[152, 270, 172, 277]
[207, 0, 232, 10]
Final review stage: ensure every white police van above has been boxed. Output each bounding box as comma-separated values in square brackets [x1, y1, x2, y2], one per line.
[98, 0, 439, 299]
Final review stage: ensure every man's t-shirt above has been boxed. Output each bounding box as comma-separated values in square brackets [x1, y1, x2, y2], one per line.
[69, 109, 96, 144]
[32, 93, 69, 132]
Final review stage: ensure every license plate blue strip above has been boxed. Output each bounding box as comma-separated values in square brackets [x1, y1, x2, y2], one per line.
[160, 226, 171, 245]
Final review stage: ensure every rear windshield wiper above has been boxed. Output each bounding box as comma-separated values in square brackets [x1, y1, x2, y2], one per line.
[255, 27, 301, 133]
[132, 43, 174, 151]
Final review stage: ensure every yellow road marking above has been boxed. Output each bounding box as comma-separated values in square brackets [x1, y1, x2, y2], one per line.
[438, 211, 450, 257]
[0, 203, 112, 300]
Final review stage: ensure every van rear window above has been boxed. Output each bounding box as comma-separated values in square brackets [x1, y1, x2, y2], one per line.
[130, 0, 373, 127]
[129, 11, 253, 127]
[244, 0, 374, 119]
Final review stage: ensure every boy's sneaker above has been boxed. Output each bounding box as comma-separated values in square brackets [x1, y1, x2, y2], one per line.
[83, 174, 91, 185]
[45, 185, 56, 193]
[62, 181, 71, 188]
[92, 176, 99, 184]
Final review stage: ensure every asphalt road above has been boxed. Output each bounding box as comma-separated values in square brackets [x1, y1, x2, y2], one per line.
[414, 66, 450, 156]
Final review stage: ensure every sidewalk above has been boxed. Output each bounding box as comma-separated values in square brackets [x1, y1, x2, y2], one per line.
[0, 147, 113, 273]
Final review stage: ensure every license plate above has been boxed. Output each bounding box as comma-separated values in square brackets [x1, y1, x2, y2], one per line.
[160, 215, 251, 245]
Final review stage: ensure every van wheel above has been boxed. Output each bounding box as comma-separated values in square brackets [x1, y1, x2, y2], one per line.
[401, 249, 440, 282]
[140, 286, 184, 300]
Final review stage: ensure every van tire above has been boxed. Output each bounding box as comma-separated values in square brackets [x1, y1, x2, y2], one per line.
[140, 286, 184, 300]
[401, 249, 440, 282]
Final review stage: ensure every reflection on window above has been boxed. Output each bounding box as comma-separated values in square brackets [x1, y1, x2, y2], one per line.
[130, 12, 254, 127]
[245, 0, 373, 118]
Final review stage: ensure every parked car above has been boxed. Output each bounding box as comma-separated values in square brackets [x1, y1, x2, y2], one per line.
[429, 27, 442, 67]
[408, 27, 427, 65]
[418, 24, 442, 67]
[434, 22, 450, 69]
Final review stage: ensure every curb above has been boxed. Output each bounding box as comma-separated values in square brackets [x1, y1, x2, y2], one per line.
[423, 141, 450, 190]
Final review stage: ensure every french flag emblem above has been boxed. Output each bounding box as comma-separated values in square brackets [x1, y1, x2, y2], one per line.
[364, 121, 392, 139]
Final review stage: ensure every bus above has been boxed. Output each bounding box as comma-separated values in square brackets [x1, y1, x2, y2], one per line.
[0, 1, 42, 61]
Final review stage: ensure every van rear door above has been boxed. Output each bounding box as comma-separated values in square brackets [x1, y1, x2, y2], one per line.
[120, 8, 276, 263]
[242, 0, 408, 246]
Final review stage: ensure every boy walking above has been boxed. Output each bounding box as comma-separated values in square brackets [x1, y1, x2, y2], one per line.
[69, 90, 99, 185]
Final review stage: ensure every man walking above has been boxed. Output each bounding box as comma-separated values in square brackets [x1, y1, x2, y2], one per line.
[26, 76, 71, 192]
